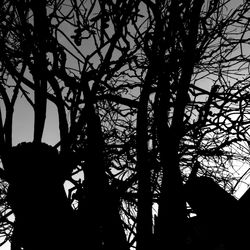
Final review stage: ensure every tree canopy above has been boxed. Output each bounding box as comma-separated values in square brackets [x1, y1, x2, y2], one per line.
[1, 0, 250, 249]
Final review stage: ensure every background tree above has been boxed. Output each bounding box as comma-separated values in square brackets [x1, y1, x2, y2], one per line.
[1, 0, 250, 250]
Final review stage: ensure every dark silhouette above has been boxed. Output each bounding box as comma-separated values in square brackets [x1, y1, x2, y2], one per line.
[1, 1, 250, 249]
[6, 142, 250, 250]
[185, 175, 250, 250]
[4, 141, 128, 250]
[5, 142, 77, 250]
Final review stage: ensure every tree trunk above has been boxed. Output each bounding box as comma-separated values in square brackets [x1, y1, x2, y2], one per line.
[155, 1, 205, 249]
[136, 69, 154, 250]
[77, 80, 129, 250]
[30, 0, 48, 143]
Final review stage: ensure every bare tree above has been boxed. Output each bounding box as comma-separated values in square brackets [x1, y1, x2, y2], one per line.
[1, 0, 250, 250]
[132, 0, 250, 249]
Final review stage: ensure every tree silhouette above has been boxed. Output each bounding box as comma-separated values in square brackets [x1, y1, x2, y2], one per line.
[1, 0, 250, 250]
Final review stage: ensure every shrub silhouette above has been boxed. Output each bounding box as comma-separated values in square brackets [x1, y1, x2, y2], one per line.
[5, 142, 76, 250]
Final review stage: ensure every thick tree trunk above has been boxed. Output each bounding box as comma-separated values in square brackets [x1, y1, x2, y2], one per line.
[136, 70, 154, 250]
[77, 81, 129, 250]
[155, 128, 187, 249]
[154, 1, 205, 249]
